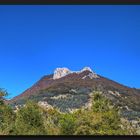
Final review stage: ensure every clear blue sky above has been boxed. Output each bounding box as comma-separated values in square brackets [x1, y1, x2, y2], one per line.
[0, 5, 140, 99]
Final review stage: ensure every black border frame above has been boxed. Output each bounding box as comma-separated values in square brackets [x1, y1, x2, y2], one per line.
[0, 0, 139, 5]
[0, 1, 140, 140]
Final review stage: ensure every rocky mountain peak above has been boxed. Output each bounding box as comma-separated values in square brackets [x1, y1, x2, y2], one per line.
[53, 67, 71, 79]
[80, 67, 99, 79]
[53, 66, 99, 80]
[80, 67, 93, 73]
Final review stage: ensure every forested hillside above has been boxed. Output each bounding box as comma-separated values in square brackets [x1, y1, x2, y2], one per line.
[0, 88, 138, 135]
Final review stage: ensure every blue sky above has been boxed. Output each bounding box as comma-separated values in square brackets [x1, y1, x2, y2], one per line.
[0, 5, 140, 99]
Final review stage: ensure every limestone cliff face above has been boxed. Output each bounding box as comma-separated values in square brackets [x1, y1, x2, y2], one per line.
[53, 68, 71, 79]
[81, 67, 99, 79]
[53, 66, 99, 80]
[80, 67, 93, 73]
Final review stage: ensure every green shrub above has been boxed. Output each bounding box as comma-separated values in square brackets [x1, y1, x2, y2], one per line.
[0, 105, 15, 135]
[58, 113, 76, 135]
[15, 101, 46, 135]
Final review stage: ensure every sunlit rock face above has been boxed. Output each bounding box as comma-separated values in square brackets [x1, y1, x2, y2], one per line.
[80, 67, 93, 73]
[53, 67, 71, 79]
[82, 72, 99, 79]
[81, 67, 99, 79]
[53, 66, 99, 80]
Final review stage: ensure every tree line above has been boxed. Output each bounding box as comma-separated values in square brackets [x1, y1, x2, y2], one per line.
[0, 88, 136, 135]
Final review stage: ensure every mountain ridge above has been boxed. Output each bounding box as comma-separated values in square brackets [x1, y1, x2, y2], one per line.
[7, 67, 140, 121]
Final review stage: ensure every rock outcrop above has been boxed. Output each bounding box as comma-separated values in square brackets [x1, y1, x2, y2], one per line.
[82, 72, 99, 79]
[80, 67, 93, 73]
[53, 67, 71, 79]
[53, 66, 99, 80]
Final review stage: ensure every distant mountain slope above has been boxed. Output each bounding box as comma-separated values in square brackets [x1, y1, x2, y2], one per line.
[7, 67, 140, 120]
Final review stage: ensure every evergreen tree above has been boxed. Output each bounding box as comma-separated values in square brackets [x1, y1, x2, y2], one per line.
[0, 88, 8, 105]
[74, 91, 136, 135]
[58, 113, 76, 135]
[15, 101, 46, 135]
[0, 88, 15, 135]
